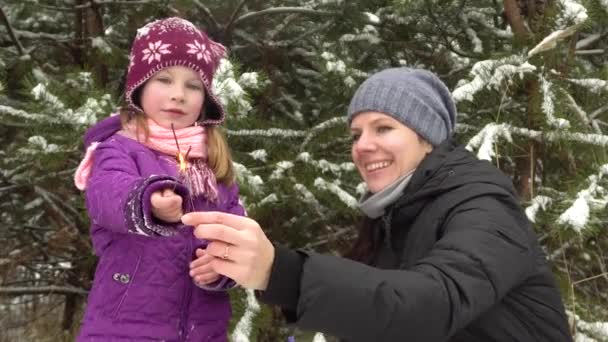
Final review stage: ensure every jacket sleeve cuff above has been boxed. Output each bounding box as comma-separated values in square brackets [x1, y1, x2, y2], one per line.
[124, 175, 189, 236]
[194, 276, 237, 291]
[256, 244, 304, 313]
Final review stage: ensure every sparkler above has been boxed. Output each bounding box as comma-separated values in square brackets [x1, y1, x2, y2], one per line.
[171, 123, 194, 209]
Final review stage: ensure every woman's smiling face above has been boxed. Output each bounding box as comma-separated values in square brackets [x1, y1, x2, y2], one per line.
[350, 112, 433, 193]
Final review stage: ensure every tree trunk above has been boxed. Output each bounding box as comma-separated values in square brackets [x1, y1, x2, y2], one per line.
[517, 78, 541, 201]
[62, 294, 77, 331]
[86, 2, 108, 87]
[73, 0, 85, 66]
[503, 0, 530, 39]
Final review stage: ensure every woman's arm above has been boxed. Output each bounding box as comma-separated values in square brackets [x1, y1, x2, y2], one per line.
[260, 195, 535, 341]
[183, 194, 535, 341]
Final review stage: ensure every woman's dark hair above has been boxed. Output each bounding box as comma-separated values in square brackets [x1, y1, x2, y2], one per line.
[343, 216, 377, 265]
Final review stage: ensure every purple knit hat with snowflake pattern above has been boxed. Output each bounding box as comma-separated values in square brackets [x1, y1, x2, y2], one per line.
[125, 17, 227, 125]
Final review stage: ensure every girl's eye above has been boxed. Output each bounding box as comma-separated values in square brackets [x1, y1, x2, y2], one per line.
[187, 83, 203, 90]
[156, 76, 171, 84]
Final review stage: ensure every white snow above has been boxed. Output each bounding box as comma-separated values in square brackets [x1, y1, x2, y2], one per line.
[248, 149, 267, 162]
[231, 290, 261, 342]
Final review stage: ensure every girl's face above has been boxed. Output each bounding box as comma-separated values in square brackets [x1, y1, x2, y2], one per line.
[350, 112, 433, 193]
[140, 66, 205, 129]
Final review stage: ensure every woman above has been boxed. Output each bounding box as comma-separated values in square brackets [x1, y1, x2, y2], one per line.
[183, 68, 572, 341]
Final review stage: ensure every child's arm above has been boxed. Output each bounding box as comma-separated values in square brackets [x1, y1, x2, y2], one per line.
[85, 140, 188, 236]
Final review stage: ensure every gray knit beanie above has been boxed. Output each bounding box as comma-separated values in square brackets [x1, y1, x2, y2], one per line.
[347, 67, 457, 146]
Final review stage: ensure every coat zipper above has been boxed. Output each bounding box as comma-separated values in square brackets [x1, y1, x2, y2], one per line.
[179, 234, 194, 341]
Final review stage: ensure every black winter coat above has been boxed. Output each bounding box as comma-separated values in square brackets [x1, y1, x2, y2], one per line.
[259, 139, 572, 342]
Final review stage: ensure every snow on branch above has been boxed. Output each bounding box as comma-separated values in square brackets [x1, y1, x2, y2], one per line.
[540, 76, 570, 129]
[467, 123, 608, 160]
[466, 123, 513, 160]
[527, 0, 589, 57]
[297, 152, 354, 175]
[31, 84, 98, 125]
[558, 0, 588, 26]
[270, 161, 294, 180]
[226, 128, 307, 138]
[294, 183, 326, 219]
[314, 178, 357, 208]
[466, 11, 513, 39]
[0, 105, 59, 124]
[233, 162, 264, 194]
[568, 311, 608, 341]
[557, 164, 608, 232]
[562, 92, 601, 133]
[460, 13, 483, 53]
[212, 60, 255, 116]
[576, 33, 602, 49]
[231, 289, 261, 342]
[312, 333, 328, 342]
[566, 78, 608, 93]
[300, 116, 347, 150]
[525, 196, 553, 222]
[547, 131, 608, 146]
[452, 55, 536, 103]
[528, 25, 580, 57]
[19, 136, 60, 155]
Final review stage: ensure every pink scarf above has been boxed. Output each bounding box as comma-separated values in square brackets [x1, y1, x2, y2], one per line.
[74, 118, 218, 201]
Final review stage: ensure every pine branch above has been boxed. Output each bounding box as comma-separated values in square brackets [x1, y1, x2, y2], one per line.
[74, 0, 157, 9]
[14, 29, 71, 42]
[590, 105, 608, 119]
[224, 0, 251, 41]
[575, 49, 605, 55]
[467, 11, 513, 39]
[0, 286, 88, 296]
[233, 7, 333, 27]
[192, 0, 219, 32]
[33, 186, 78, 231]
[300, 117, 347, 151]
[0, 6, 25, 55]
[576, 33, 603, 49]
[302, 226, 354, 249]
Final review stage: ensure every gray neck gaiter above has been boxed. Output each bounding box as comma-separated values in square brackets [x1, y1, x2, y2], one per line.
[358, 170, 415, 219]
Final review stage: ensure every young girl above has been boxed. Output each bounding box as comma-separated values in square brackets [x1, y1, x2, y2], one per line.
[74, 17, 244, 341]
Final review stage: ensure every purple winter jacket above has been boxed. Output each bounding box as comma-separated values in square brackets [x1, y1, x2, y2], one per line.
[77, 115, 245, 342]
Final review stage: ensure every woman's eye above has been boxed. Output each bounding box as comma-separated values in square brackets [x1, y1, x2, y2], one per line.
[377, 126, 392, 133]
[350, 133, 361, 142]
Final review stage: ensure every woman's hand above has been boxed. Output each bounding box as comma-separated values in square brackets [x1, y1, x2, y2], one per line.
[150, 188, 183, 222]
[182, 212, 275, 290]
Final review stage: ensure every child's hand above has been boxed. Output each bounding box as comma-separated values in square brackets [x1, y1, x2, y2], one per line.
[190, 248, 221, 285]
[150, 188, 183, 222]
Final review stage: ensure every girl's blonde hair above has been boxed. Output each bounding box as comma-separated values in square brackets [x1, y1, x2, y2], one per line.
[119, 107, 235, 186]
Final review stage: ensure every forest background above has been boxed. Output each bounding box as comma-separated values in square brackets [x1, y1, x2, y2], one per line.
[1, 0, 607, 341]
